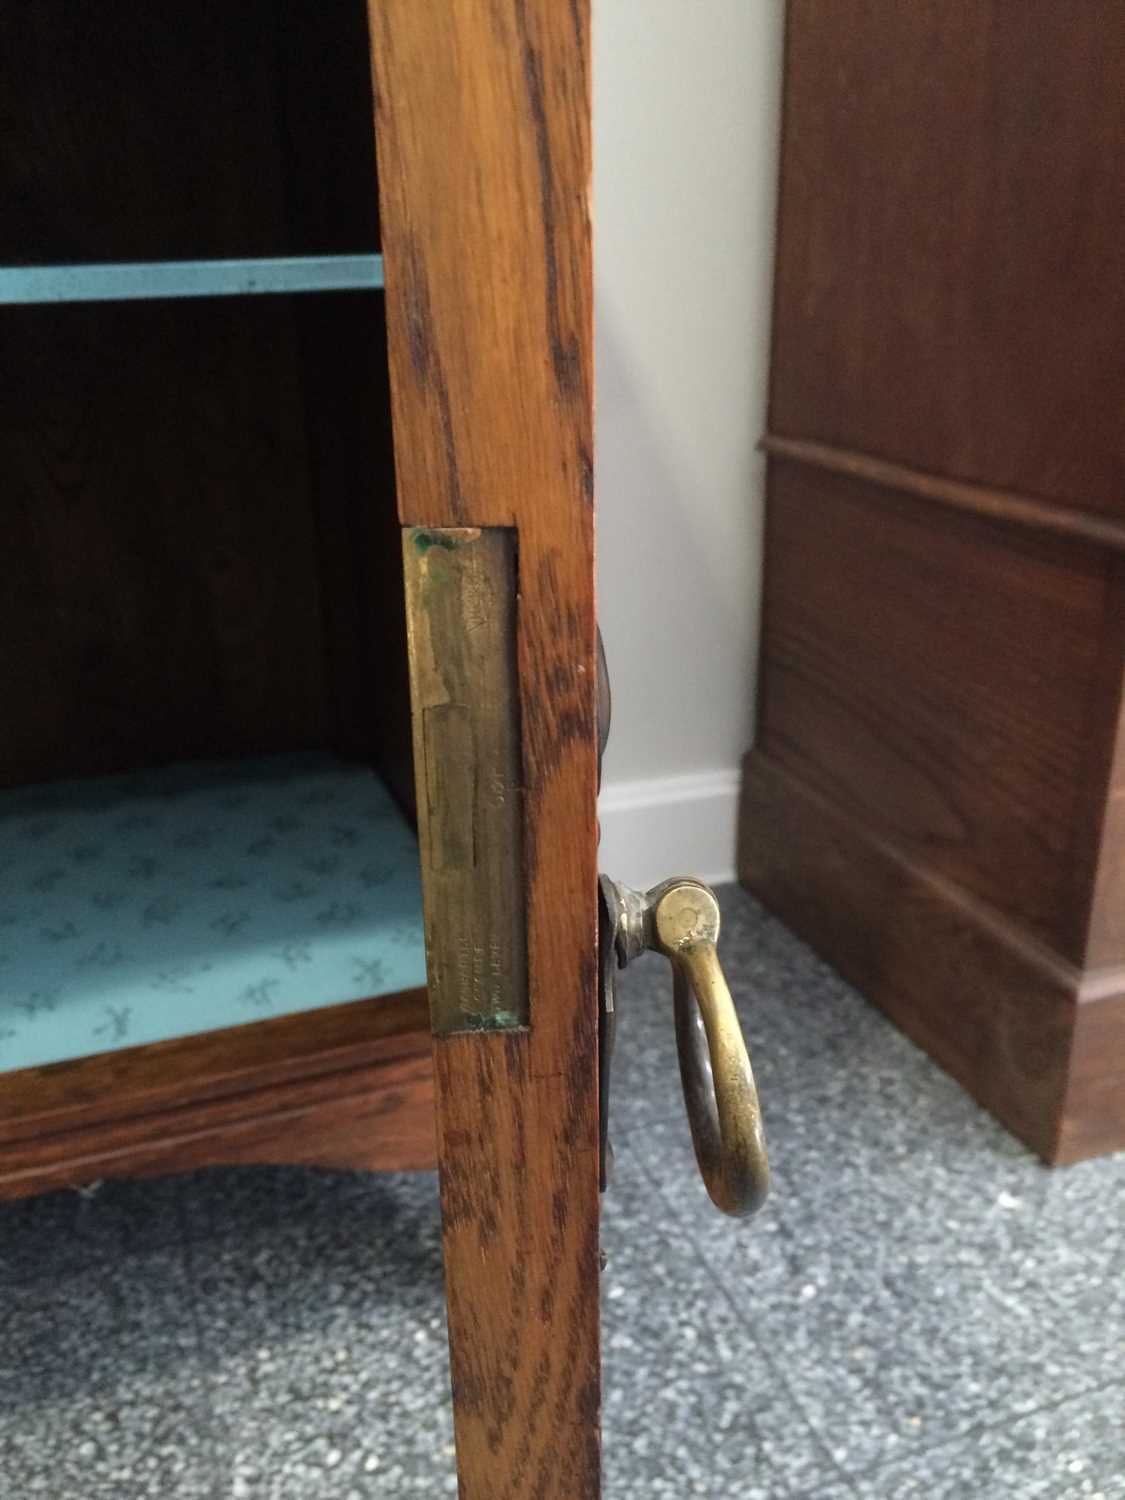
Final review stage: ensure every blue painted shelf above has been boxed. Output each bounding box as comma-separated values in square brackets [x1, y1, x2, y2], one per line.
[0, 253, 384, 306]
[0, 754, 426, 1072]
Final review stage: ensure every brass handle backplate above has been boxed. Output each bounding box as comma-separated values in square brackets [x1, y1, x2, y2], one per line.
[600, 875, 770, 1218]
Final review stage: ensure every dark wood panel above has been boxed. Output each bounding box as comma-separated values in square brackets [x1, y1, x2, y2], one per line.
[772, 0, 1125, 518]
[0, 299, 331, 786]
[0, 0, 378, 264]
[294, 294, 414, 810]
[371, 2, 601, 1495]
[759, 459, 1109, 961]
[275, 0, 382, 254]
[276, 0, 410, 800]
[752, 0, 1125, 1164]
[739, 752, 1075, 1163]
[0, 989, 434, 1198]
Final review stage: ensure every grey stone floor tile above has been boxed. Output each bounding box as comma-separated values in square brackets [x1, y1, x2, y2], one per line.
[178, 1163, 289, 1244]
[602, 1140, 844, 1499]
[194, 1164, 441, 1251]
[0, 1244, 201, 1408]
[0, 1241, 214, 1498]
[848, 1381, 1125, 1500]
[1, 881, 1122, 1498]
[206, 1319, 456, 1498]
[617, 879, 1125, 1482]
[186, 1168, 453, 1496]
[629, 1110, 1123, 1473]
[0, 1373, 218, 1500]
[187, 1170, 444, 1368]
[0, 1186, 123, 1284]
[0, 1175, 184, 1284]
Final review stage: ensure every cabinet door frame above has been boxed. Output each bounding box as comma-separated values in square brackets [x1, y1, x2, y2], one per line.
[369, 5, 601, 1496]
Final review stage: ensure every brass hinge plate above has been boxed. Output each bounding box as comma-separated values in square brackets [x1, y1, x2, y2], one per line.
[402, 526, 528, 1036]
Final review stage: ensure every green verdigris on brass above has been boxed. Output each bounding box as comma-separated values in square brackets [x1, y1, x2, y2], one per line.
[402, 525, 527, 1038]
[411, 527, 460, 555]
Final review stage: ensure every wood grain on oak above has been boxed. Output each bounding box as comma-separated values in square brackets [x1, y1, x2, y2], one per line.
[772, 0, 1125, 520]
[745, 0, 1125, 1163]
[758, 459, 1108, 963]
[739, 756, 1075, 1162]
[370, 3, 600, 1494]
[0, 990, 434, 1200]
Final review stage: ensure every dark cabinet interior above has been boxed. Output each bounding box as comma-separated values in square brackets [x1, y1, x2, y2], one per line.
[0, 3, 424, 1118]
[1, 0, 412, 805]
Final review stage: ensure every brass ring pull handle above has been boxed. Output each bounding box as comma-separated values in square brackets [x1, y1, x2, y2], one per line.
[651, 881, 770, 1217]
[652, 881, 770, 1218]
[599, 875, 770, 1218]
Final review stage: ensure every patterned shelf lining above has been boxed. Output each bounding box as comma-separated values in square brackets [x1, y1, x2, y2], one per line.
[0, 754, 428, 1073]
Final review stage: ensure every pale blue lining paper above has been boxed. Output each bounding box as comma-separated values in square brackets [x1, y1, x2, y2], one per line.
[0, 254, 384, 305]
[0, 753, 426, 1072]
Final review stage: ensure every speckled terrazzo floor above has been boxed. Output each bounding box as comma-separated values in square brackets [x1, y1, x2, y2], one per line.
[2, 884, 1123, 1498]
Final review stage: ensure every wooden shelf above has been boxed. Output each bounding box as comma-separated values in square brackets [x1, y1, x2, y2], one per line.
[0, 987, 435, 1199]
[0, 254, 384, 306]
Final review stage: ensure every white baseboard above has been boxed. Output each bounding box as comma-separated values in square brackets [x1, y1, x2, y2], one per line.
[597, 768, 742, 890]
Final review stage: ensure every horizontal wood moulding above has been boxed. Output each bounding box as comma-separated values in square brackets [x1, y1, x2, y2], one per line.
[761, 435, 1125, 555]
[0, 988, 430, 1145]
[0, 989, 435, 1197]
[738, 752, 1125, 1164]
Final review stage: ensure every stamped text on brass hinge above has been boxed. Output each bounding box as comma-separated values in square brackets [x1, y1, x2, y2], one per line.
[402, 526, 528, 1035]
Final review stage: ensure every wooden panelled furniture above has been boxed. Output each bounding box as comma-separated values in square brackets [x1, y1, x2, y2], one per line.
[1, 5, 770, 1495]
[0, 3, 603, 1495]
[742, 0, 1125, 1166]
[0, 0, 433, 1192]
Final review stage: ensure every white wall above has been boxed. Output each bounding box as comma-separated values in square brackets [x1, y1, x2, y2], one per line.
[594, 1, 785, 887]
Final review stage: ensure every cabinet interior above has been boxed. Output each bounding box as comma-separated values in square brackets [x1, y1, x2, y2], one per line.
[0, 1, 424, 1072]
